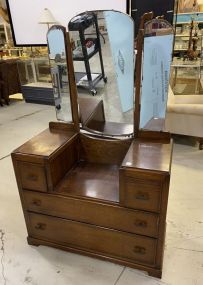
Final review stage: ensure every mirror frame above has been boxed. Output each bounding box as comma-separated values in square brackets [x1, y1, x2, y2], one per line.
[47, 25, 79, 131]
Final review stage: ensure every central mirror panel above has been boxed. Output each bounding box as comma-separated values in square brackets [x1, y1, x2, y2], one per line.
[68, 11, 134, 136]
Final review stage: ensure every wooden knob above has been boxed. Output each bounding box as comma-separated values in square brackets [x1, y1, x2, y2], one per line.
[134, 220, 147, 228]
[35, 223, 46, 230]
[32, 199, 41, 207]
[135, 192, 149, 201]
[134, 246, 146, 255]
[27, 174, 38, 182]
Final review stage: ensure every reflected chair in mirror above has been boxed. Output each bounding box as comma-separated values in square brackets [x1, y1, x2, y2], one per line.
[12, 10, 174, 279]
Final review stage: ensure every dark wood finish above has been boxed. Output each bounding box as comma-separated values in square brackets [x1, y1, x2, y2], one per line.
[12, 129, 172, 278]
[28, 213, 157, 266]
[19, 162, 47, 192]
[120, 171, 163, 212]
[79, 133, 132, 165]
[134, 12, 153, 136]
[78, 97, 105, 126]
[199, 138, 203, 150]
[56, 161, 119, 203]
[27, 236, 162, 278]
[24, 190, 159, 237]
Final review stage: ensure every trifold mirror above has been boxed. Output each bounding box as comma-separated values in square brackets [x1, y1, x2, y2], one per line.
[47, 10, 174, 136]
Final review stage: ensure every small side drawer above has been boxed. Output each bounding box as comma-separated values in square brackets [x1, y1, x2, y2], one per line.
[24, 190, 159, 237]
[28, 212, 157, 266]
[120, 171, 163, 213]
[19, 162, 47, 192]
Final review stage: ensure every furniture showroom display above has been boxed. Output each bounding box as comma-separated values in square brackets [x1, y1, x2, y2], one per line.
[12, 11, 173, 278]
[17, 57, 53, 105]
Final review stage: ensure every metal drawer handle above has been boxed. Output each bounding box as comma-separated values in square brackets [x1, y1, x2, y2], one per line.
[32, 199, 42, 207]
[134, 220, 147, 228]
[135, 192, 149, 201]
[27, 174, 38, 182]
[134, 246, 146, 255]
[35, 223, 46, 230]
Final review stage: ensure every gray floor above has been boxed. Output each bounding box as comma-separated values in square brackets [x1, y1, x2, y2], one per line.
[0, 99, 203, 285]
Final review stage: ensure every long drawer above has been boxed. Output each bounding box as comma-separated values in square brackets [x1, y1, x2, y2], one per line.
[28, 212, 157, 266]
[24, 190, 159, 238]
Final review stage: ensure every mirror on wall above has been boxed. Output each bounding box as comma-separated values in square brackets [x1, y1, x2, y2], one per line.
[140, 19, 174, 131]
[47, 26, 73, 122]
[68, 10, 135, 136]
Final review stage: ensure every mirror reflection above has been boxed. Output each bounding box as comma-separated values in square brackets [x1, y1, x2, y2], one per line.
[47, 27, 73, 122]
[68, 11, 134, 136]
[140, 19, 174, 131]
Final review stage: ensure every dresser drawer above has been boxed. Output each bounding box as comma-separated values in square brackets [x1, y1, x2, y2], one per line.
[28, 213, 157, 266]
[24, 191, 159, 238]
[19, 162, 47, 192]
[120, 171, 163, 213]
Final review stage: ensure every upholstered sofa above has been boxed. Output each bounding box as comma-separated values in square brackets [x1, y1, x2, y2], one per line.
[165, 86, 203, 149]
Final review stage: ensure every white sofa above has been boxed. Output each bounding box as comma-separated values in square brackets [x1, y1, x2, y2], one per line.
[165, 86, 203, 149]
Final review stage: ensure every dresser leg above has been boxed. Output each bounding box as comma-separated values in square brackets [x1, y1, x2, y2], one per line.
[199, 138, 203, 150]
[27, 236, 40, 247]
[148, 269, 162, 279]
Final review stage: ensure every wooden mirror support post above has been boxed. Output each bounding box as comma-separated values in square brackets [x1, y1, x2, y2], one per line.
[11, 13, 173, 279]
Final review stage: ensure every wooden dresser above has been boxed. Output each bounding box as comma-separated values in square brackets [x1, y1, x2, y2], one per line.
[12, 124, 172, 278]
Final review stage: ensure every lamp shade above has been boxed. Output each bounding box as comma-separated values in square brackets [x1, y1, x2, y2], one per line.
[39, 8, 57, 24]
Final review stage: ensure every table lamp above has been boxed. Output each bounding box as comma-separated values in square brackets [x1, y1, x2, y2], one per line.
[38, 8, 57, 29]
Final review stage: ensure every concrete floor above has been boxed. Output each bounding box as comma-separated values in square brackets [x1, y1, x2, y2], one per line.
[0, 99, 203, 285]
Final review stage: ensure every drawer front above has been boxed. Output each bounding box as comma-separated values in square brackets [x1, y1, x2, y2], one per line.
[19, 162, 47, 192]
[28, 213, 157, 266]
[24, 191, 159, 238]
[120, 172, 163, 213]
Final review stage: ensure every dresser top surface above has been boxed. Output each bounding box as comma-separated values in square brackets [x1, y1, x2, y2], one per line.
[121, 139, 173, 174]
[13, 128, 76, 158]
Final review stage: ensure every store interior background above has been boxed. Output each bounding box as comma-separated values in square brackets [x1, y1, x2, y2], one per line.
[0, 0, 203, 284]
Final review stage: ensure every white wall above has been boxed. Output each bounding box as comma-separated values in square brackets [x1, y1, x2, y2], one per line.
[7, 0, 127, 45]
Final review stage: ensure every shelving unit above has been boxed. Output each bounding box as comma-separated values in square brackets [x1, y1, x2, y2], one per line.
[69, 12, 107, 96]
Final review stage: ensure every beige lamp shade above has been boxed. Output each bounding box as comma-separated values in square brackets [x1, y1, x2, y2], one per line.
[39, 8, 57, 24]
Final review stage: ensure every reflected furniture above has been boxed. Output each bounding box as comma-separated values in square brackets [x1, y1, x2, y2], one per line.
[69, 12, 106, 95]
[12, 12, 173, 278]
[17, 57, 53, 105]
[166, 85, 203, 149]
[0, 59, 21, 105]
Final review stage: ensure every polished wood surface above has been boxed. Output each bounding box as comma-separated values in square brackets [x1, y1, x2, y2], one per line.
[86, 121, 133, 137]
[56, 161, 119, 203]
[80, 133, 132, 165]
[121, 139, 173, 173]
[78, 97, 105, 125]
[143, 118, 165, 132]
[29, 213, 157, 266]
[13, 128, 77, 158]
[27, 236, 162, 278]
[12, 127, 172, 278]
[24, 190, 159, 237]
[19, 162, 47, 192]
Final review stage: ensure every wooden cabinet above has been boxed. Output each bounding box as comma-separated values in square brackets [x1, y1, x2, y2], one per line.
[12, 126, 173, 278]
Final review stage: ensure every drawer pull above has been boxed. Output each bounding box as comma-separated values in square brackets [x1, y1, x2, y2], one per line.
[32, 199, 42, 207]
[35, 223, 46, 230]
[135, 192, 149, 201]
[134, 246, 146, 255]
[134, 220, 147, 228]
[27, 174, 38, 182]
